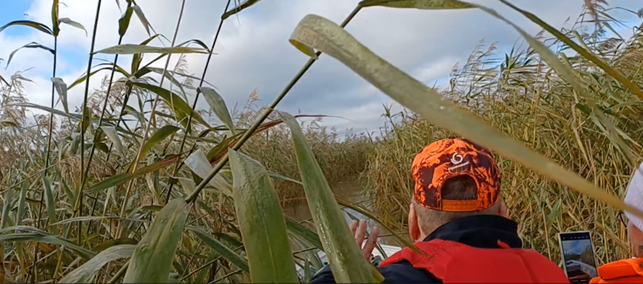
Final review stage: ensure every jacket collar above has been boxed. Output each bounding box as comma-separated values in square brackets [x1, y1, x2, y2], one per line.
[422, 214, 523, 248]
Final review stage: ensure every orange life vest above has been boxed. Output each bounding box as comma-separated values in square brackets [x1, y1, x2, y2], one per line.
[590, 258, 643, 283]
[380, 239, 569, 283]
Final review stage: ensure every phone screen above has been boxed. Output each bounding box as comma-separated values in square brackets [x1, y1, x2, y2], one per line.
[559, 231, 598, 283]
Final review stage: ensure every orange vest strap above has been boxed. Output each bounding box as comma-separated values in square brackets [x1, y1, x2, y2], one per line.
[497, 239, 511, 249]
[379, 239, 569, 283]
[591, 258, 643, 283]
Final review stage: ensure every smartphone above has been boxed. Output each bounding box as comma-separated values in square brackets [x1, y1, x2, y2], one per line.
[558, 231, 598, 283]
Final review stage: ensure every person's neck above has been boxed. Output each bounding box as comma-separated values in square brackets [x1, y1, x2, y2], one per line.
[419, 214, 521, 249]
[420, 214, 504, 240]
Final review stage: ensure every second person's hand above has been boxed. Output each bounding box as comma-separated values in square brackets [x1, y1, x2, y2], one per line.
[349, 219, 379, 261]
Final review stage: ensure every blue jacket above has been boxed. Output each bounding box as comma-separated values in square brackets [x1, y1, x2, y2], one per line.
[310, 214, 522, 283]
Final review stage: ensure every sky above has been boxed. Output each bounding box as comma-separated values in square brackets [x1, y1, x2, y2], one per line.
[0, 0, 641, 137]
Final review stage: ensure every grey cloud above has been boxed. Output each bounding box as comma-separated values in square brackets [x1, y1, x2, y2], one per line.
[183, 0, 598, 129]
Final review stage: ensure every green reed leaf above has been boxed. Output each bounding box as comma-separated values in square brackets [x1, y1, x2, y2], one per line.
[359, 0, 475, 9]
[0, 231, 95, 260]
[6, 42, 54, 69]
[102, 126, 126, 156]
[1, 189, 15, 230]
[119, 6, 134, 37]
[58, 17, 87, 36]
[279, 111, 383, 283]
[139, 125, 180, 161]
[188, 226, 249, 272]
[123, 199, 190, 283]
[52, 0, 60, 36]
[132, 83, 209, 127]
[95, 44, 207, 55]
[200, 87, 236, 134]
[131, 34, 160, 73]
[68, 63, 131, 89]
[85, 155, 180, 194]
[16, 181, 28, 226]
[184, 150, 232, 195]
[0, 20, 53, 35]
[284, 214, 323, 250]
[228, 149, 299, 283]
[222, 0, 263, 20]
[132, 4, 154, 36]
[51, 77, 69, 113]
[42, 176, 57, 234]
[60, 245, 135, 283]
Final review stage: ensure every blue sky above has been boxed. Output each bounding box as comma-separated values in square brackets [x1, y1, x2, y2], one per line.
[1, 1, 31, 36]
[562, 238, 593, 256]
[1, 0, 641, 134]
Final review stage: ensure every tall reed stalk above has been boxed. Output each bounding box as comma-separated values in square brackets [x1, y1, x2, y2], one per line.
[165, 0, 233, 202]
[31, 0, 59, 277]
[81, 0, 134, 239]
[74, 0, 103, 245]
[116, 0, 188, 238]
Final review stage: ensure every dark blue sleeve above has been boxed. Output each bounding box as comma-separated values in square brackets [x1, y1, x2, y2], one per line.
[310, 261, 439, 283]
[310, 265, 335, 283]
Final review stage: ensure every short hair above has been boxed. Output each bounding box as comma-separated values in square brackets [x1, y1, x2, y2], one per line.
[413, 175, 500, 236]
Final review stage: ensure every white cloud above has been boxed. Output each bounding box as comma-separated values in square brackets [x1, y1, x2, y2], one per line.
[412, 57, 460, 86]
[1, 0, 641, 134]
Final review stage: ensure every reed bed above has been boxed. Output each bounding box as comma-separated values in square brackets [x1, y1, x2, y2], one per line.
[0, 0, 641, 282]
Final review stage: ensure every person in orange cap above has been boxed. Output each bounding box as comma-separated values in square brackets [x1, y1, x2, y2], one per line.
[312, 138, 569, 283]
[591, 162, 643, 283]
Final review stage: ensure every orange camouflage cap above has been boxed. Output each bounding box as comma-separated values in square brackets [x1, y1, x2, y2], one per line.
[411, 138, 501, 212]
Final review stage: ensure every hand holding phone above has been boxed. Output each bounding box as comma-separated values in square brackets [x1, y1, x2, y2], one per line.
[558, 231, 598, 283]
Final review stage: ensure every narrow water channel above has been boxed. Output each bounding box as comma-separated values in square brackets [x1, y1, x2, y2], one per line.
[282, 180, 395, 245]
[282, 180, 366, 222]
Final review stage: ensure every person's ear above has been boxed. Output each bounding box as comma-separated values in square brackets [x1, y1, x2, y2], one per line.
[498, 202, 509, 218]
[409, 203, 421, 242]
[628, 222, 643, 257]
